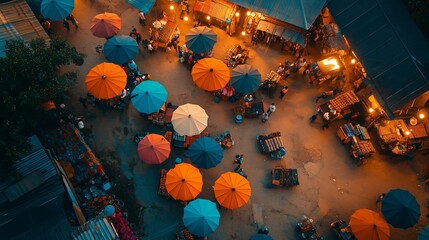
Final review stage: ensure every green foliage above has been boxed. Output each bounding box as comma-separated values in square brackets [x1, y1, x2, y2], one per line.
[0, 37, 84, 179]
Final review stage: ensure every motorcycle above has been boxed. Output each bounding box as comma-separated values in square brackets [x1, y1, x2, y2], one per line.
[297, 216, 324, 240]
[330, 220, 357, 240]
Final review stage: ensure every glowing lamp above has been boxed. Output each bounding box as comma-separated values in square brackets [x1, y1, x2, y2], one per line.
[169, 5, 174, 10]
[241, 31, 246, 36]
[235, 12, 240, 17]
[206, 16, 211, 20]
[369, 108, 374, 113]
[247, 11, 251, 16]
[420, 113, 425, 119]
[351, 59, 356, 64]
[184, 16, 189, 21]
[322, 58, 340, 71]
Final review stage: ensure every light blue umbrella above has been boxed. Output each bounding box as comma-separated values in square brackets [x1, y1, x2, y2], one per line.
[103, 204, 115, 217]
[419, 226, 429, 240]
[231, 64, 261, 94]
[131, 80, 168, 114]
[41, 0, 74, 21]
[185, 26, 217, 54]
[104, 36, 138, 65]
[183, 198, 220, 237]
[381, 188, 421, 229]
[126, 0, 155, 13]
[187, 137, 223, 169]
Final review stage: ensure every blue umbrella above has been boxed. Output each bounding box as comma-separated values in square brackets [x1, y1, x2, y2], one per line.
[104, 36, 138, 65]
[185, 26, 217, 54]
[250, 234, 273, 240]
[103, 204, 115, 217]
[419, 226, 429, 240]
[183, 198, 220, 237]
[126, 0, 155, 13]
[187, 137, 223, 169]
[41, 0, 74, 21]
[230, 64, 262, 94]
[131, 80, 168, 114]
[381, 188, 421, 229]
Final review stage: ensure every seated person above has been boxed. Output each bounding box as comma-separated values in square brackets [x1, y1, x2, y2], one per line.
[243, 94, 254, 102]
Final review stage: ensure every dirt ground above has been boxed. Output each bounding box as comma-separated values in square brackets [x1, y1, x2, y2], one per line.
[57, 0, 429, 239]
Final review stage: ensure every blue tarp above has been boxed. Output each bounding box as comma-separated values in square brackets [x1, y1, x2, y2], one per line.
[229, 0, 326, 30]
[327, 0, 429, 117]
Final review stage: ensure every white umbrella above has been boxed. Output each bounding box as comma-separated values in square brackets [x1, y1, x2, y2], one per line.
[172, 103, 208, 136]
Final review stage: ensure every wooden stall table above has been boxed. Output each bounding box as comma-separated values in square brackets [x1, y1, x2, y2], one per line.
[158, 20, 178, 49]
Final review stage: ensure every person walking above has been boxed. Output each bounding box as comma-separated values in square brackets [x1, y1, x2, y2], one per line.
[138, 11, 146, 26]
[66, 14, 79, 29]
[279, 86, 289, 100]
[376, 193, 386, 203]
[62, 20, 70, 31]
[233, 154, 244, 165]
[251, 33, 258, 46]
[267, 103, 276, 116]
[261, 112, 269, 123]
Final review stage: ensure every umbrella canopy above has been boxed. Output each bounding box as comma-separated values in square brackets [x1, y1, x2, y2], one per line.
[131, 80, 168, 114]
[230, 64, 262, 94]
[137, 134, 170, 164]
[104, 35, 138, 64]
[350, 209, 390, 240]
[41, 0, 74, 21]
[166, 163, 203, 201]
[249, 234, 273, 240]
[183, 198, 220, 237]
[185, 26, 217, 54]
[187, 137, 223, 169]
[103, 205, 115, 217]
[90, 12, 122, 38]
[85, 62, 127, 99]
[419, 226, 429, 240]
[191, 58, 230, 91]
[125, 0, 155, 13]
[172, 103, 208, 136]
[381, 188, 421, 229]
[214, 172, 251, 210]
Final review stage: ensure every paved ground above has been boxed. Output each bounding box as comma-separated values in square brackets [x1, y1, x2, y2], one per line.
[57, 0, 429, 239]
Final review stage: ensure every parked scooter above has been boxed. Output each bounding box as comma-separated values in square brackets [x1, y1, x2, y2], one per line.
[297, 216, 324, 240]
[330, 220, 357, 240]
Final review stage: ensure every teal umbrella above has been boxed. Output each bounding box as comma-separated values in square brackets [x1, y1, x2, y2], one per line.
[419, 226, 429, 240]
[104, 36, 138, 65]
[231, 64, 261, 94]
[41, 0, 74, 21]
[187, 137, 223, 169]
[381, 188, 420, 229]
[131, 80, 168, 114]
[126, 0, 155, 13]
[250, 234, 273, 240]
[185, 26, 217, 54]
[183, 198, 220, 237]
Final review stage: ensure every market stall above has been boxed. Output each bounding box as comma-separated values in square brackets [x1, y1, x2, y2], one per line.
[233, 99, 264, 118]
[261, 70, 282, 97]
[337, 123, 376, 164]
[193, 0, 237, 29]
[312, 55, 345, 84]
[158, 20, 178, 49]
[223, 44, 249, 67]
[167, 130, 209, 148]
[317, 90, 360, 120]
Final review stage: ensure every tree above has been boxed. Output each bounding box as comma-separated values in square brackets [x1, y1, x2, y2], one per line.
[0, 37, 84, 179]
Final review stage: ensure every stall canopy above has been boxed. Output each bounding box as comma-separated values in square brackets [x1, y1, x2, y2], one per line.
[229, 0, 326, 30]
[327, 0, 429, 118]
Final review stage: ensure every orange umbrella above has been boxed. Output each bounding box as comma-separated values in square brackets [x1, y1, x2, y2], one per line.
[350, 209, 390, 240]
[137, 134, 171, 164]
[85, 62, 127, 99]
[90, 12, 122, 38]
[191, 58, 230, 91]
[214, 172, 251, 210]
[166, 163, 203, 201]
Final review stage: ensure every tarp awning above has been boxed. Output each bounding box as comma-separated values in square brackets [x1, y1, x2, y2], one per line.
[327, 0, 429, 117]
[229, 0, 326, 30]
[256, 20, 305, 46]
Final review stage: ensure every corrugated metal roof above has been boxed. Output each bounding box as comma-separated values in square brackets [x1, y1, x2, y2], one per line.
[228, 0, 327, 30]
[327, 0, 429, 117]
[73, 216, 119, 240]
[0, 0, 50, 57]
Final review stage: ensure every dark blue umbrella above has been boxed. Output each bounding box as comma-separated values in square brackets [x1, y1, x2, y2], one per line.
[185, 26, 217, 54]
[230, 64, 261, 94]
[104, 35, 138, 65]
[187, 137, 223, 169]
[419, 226, 429, 240]
[250, 234, 273, 240]
[126, 0, 155, 13]
[131, 80, 168, 114]
[381, 188, 420, 229]
[183, 198, 220, 237]
[41, 0, 74, 21]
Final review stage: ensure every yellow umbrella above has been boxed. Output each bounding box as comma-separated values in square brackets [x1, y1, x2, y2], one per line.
[191, 58, 230, 91]
[85, 62, 127, 99]
[214, 172, 251, 210]
[166, 163, 203, 201]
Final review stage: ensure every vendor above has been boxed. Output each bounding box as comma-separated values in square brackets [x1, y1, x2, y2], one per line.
[243, 94, 254, 102]
[391, 142, 407, 155]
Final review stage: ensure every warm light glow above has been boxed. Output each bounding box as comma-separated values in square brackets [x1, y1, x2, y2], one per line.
[420, 113, 425, 119]
[322, 58, 340, 70]
[405, 131, 410, 136]
[206, 15, 211, 20]
[369, 108, 375, 113]
[247, 11, 251, 16]
[169, 5, 174, 10]
[184, 16, 189, 21]
[351, 59, 356, 64]
[235, 12, 240, 17]
[241, 31, 246, 36]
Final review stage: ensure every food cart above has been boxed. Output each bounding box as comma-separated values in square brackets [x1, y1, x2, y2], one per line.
[224, 44, 249, 67]
[317, 90, 360, 121]
[158, 20, 178, 50]
[261, 70, 282, 97]
[309, 55, 345, 84]
[233, 99, 264, 118]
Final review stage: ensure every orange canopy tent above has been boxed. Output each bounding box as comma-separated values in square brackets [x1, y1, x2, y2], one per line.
[350, 209, 390, 240]
[90, 12, 122, 38]
[166, 163, 203, 201]
[191, 58, 230, 91]
[85, 62, 127, 99]
[137, 134, 171, 164]
[214, 172, 251, 210]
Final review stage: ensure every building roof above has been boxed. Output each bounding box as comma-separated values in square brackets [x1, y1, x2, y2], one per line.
[0, 135, 72, 240]
[327, 0, 429, 117]
[228, 0, 327, 30]
[72, 216, 119, 240]
[0, 0, 50, 57]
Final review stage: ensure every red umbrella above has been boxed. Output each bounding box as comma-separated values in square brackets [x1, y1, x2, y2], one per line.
[137, 134, 171, 164]
[90, 12, 122, 38]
